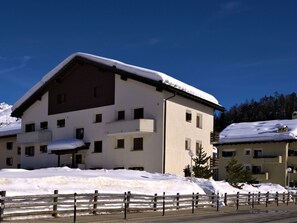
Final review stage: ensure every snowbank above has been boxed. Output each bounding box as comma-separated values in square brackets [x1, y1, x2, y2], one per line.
[0, 167, 287, 196]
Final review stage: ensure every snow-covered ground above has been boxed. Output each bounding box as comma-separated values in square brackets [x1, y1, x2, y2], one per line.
[0, 167, 288, 196]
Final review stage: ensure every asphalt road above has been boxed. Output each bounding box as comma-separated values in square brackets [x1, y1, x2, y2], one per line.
[6, 204, 297, 223]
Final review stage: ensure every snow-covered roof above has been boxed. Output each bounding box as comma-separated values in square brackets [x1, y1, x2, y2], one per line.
[219, 119, 297, 144]
[12, 52, 222, 113]
[47, 139, 86, 151]
[0, 123, 21, 137]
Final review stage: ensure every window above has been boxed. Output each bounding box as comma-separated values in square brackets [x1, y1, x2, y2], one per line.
[40, 121, 48, 130]
[118, 110, 125, 120]
[133, 138, 143, 151]
[25, 146, 35, 157]
[117, 139, 125, 149]
[185, 138, 191, 150]
[186, 111, 192, 122]
[93, 87, 101, 98]
[134, 108, 144, 119]
[95, 114, 102, 123]
[94, 141, 102, 153]
[196, 114, 202, 128]
[17, 147, 21, 155]
[244, 149, 251, 156]
[76, 154, 82, 164]
[195, 141, 202, 154]
[76, 128, 84, 140]
[252, 166, 262, 174]
[25, 123, 35, 132]
[6, 157, 13, 166]
[6, 142, 13, 150]
[244, 164, 251, 172]
[40, 145, 47, 153]
[114, 167, 124, 170]
[254, 149, 263, 158]
[129, 167, 144, 171]
[57, 93, 66, 104]
[57, 119, 65, 128]
[222, 150, 236, 157]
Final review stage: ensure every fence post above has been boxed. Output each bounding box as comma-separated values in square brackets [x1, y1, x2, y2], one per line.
[153, 193, 157, 211]
[93, 190, 98, 215]
[266, 192, 269, 207]
[236, 192, 239, 210]
[224, 193, 227, 206]
[287, 192, 290, 206]
[124, 192, 127, 220]
[52, 190, 58, 217]
[276, 192, 279, 206]
[127, 191, 131, 211]
[192, 193, 194, 213]
[176, 193, 179, 210]
[73, 193, 77, 223]
[248, 192, 251, 205]
[196, 193, 199, 208]
[162, 192, 165, 216]
[258, 192, 261, 204]
[251, 193, 254, 209]
[211, 193, 215, 207]
[295, 192, 297, 205]
[216, 192, 219, 211]
[0, 191, 6, 223]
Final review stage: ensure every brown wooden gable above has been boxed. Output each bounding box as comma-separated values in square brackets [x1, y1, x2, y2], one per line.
[48, 59, 115, 115]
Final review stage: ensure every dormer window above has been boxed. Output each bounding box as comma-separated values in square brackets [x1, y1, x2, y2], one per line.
[57, 93, 66, 104]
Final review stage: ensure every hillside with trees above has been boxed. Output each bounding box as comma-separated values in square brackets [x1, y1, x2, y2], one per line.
[215, 92, 297, 132]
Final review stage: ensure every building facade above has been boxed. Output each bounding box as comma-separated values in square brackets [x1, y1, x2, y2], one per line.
[217, 120, 297, 187]
[0, 126, 21, 169]
[12, 53, 223, 175]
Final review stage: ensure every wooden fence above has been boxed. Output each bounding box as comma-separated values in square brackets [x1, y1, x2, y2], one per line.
[0, 190, 296, 222]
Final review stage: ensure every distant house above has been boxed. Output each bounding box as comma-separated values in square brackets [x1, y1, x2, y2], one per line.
[216, 119, 297, 187]
[0, 124, 21, 169]
[11, 52, 223, 175]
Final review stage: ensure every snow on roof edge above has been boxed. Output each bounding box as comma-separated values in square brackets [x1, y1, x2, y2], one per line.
[219, 119, 297, 144]
[12, 52, 221, 112]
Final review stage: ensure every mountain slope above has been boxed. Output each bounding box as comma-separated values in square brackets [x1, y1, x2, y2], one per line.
[0, 102, 21, 127]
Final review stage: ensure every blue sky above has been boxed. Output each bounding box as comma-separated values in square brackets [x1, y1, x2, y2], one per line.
[0, 0, 296, 110]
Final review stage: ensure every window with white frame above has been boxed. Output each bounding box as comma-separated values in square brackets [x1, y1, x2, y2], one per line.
[196, 114, 202, 128]
[116, 139, 125, 149]
[244, 164, 252, 172]
[244, 148, 251, 156]
[222, 150, 236, 157]
[185, 138, 191, 150]
[186, 111, 192, 122]
[133, 137, 143, 151]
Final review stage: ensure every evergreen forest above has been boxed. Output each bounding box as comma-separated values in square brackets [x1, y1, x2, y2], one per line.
[215, 92, 297, 132]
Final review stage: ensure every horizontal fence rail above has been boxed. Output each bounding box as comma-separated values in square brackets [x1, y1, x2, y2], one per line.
[0, 190, 296, 222]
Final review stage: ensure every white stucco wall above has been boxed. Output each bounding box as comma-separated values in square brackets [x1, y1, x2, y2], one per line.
[20, 75, 165, 172]
[164, 95, 214, 175]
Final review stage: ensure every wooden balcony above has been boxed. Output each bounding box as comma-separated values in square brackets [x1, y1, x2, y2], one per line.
[210, 131, 219, 144]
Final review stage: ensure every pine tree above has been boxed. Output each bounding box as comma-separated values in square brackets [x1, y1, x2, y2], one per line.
[183, 146, 213, 179]
[225, 158, 256, 188]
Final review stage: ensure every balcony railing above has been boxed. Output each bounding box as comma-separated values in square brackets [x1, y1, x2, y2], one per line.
[106, 119, 154, 136]
[210, 131, 219, 144]
[252, 155, 282, 164]
[17, 130, 52, 144]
